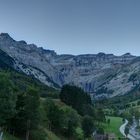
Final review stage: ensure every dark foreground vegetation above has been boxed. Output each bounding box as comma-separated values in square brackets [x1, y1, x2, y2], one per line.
[0, 69, 111, 140]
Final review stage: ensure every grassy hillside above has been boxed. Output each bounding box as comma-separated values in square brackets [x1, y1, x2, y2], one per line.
[3, 70, 59, 97]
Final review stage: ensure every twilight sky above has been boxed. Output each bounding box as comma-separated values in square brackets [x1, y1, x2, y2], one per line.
[0, 0, 140, 55]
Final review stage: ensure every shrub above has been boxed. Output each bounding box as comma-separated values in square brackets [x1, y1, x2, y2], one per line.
[96, 127, 104, 135]
[137, 101, 140, 106]
[30, 129, 47, 140]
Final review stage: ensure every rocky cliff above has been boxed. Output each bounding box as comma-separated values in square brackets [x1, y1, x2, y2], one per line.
[0, 33, 140, 98]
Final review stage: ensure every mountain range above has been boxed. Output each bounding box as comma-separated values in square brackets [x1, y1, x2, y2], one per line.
[0, 33, 140, 99]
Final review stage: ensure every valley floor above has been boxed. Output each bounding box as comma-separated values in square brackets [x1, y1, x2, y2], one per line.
[103, 116, 124, 139]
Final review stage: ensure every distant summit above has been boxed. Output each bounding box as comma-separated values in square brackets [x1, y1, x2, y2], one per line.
[0, 33, 15, 41]
[0, 33, 10, 37]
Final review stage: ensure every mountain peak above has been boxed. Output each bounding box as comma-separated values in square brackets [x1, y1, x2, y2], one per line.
[123, 53, 132, 56]
[18, 40, 27, 45]
[0, 33, 15, 41]
[0, 33, 10, 37]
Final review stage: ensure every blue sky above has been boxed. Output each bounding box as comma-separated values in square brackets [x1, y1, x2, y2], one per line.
[0, 0, 140, 55]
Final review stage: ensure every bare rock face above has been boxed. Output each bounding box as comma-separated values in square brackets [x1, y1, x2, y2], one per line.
[0, 33, 139, 98]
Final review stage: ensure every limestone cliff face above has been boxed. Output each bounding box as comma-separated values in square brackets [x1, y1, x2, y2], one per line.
[0, 33, 139, 98]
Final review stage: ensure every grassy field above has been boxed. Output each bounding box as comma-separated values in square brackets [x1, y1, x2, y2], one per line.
[103, 116, 123, 138]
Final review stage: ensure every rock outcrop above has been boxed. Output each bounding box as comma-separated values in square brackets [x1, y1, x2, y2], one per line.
[0, 33, 140, 98]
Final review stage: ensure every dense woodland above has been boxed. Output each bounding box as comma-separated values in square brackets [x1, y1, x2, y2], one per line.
[0, 70, 108, 140]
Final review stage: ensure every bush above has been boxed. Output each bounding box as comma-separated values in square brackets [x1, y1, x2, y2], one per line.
[74, 127, 84, 140]
[30, 129, 47, 140]
[125, 104, 131, 108]
[60, 106, 80, 137]
[137, 101, 140, 106]
[132, 103, 136, 107]
[82, 115, 95, 137]
[96, 127, 104, 135]
[124, 125, 129, 136]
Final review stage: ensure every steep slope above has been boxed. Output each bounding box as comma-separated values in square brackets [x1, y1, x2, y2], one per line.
[0, 48, 15, 69]
[0, 49, 58, 96]
[0, 33, 140, 98]
[0, 33, 62, 87]
[0, 43, 57, 88]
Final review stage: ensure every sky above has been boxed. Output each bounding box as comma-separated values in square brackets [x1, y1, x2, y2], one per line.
[0, 0, 140, 55]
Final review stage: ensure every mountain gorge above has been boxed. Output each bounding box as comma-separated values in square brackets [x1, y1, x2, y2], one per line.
[0, 33, 140, 98]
